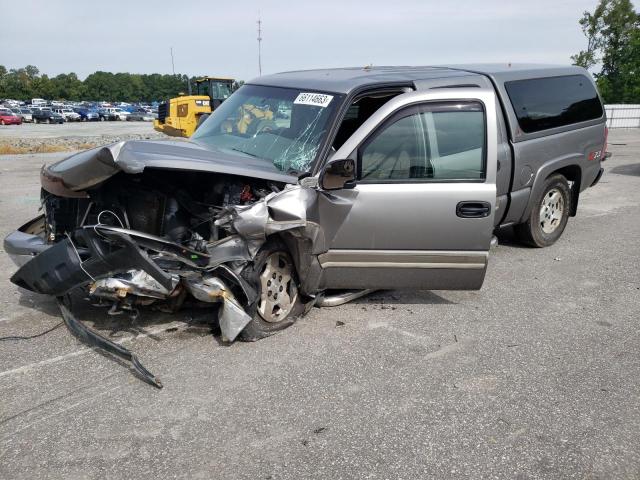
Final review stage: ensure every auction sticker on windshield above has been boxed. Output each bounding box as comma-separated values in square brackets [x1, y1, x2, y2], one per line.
[294, 92, 334, 108]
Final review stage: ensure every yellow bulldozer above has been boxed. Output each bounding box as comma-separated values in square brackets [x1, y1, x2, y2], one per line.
[154, 77, 235, 137]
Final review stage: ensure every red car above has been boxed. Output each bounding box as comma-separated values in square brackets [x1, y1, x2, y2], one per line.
[0, 108, 22, 125]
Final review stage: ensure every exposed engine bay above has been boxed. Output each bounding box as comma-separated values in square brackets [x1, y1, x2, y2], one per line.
[6, 140, 357, 388]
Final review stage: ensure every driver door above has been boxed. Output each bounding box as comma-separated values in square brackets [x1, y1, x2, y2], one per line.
[318, 89, 498, 290]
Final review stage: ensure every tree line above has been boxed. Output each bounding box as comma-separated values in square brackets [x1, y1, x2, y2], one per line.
[573, 0, 640, 103]
[0, 66, 238, 103]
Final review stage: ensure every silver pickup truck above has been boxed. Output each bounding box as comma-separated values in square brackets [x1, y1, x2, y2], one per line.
[4, 64, 607, 386]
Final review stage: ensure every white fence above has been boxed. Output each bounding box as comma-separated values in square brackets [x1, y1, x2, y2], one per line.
[605, 104, 640, 128]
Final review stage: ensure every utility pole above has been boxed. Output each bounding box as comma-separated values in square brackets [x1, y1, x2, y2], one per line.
[170, 47, 175, 75]
[257, 14, 262, 76]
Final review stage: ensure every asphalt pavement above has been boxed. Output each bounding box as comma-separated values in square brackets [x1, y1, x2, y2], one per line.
[0, 130, 639, 479]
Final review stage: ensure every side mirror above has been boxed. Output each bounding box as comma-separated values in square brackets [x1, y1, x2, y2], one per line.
[320, 159, 356, 190]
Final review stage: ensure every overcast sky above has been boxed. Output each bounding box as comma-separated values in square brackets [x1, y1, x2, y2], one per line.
[1, 0, 597, 81]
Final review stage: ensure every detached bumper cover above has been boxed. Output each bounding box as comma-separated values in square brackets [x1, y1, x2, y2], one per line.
[10, 228, 173, 296]
[58, 299, 163, 389]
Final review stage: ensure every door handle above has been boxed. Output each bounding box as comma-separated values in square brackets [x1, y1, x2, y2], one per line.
[456, 201, 491, 218]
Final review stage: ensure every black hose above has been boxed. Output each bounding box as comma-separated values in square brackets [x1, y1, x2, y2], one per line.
[0, 322, 64, 341]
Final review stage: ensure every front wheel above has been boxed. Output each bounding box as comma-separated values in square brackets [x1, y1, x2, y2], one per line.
[239, 239, 307, 341]
[515, 174, 570, 247]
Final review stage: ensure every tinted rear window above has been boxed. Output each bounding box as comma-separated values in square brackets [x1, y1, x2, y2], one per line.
[505, 75, 603, 133]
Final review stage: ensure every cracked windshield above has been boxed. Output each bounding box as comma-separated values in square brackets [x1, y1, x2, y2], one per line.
[192, 85, 341, 174]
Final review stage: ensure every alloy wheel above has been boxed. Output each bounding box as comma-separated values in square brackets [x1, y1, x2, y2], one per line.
[539, 188, 565, 234]
[258, 252, 298, 323]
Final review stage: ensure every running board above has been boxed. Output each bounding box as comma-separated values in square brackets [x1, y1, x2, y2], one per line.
[315, 289, 376, 307]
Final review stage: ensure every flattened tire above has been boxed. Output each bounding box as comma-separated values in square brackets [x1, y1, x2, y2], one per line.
[239, 239, 306, 341]
[515, 174, 571, 247]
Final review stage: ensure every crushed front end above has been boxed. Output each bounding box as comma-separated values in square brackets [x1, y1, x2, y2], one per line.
[4, 141, 321, 387]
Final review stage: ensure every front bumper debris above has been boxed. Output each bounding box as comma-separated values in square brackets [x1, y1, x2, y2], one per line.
[57, 298, 163, 389]
[6, 221, 259, 387]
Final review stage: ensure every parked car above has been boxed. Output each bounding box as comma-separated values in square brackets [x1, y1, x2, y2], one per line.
[73, 108, 100, 121]
[97, 108, 111, 121]
[10, 107, 30, 122]
[61, 108, 81, 121]
[112, 108, 129, 120]
[126, 111, 155, 121]
[0, 108, 22, 125]
[17, 108, 34, 123]
[32, 109, 64, 124]
[4, 64, 607, 386]
[50, 108, 79, 122]
[97, 107, 128, 120]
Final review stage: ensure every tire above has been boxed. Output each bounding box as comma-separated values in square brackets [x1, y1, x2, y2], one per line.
[515, 174, 571, 248]
[238, 239, 307, 341]
[47, 118, 52, 124]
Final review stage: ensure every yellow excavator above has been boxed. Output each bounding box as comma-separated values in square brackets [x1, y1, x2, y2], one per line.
[154, 77, 235, 137]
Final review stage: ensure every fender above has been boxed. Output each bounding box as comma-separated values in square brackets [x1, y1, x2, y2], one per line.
[518, 154, 583, 223]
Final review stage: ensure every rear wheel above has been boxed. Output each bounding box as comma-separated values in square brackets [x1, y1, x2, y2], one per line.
[239, 239, 307, 341]
[47, 118, 52, 124]
[515, 174, 570, 247]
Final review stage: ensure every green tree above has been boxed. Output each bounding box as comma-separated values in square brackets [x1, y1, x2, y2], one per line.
[572, 0, 640, 102]
[0, 65, 244, 103]
[618, 27, 640, 101]
[0, 65, 7, 97]
[50, 73, 85, 100]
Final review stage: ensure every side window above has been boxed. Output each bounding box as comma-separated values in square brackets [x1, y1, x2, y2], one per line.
[332, 92, 404, 151]
[505, 75, 603, 133]
[359, 102, 486, 182]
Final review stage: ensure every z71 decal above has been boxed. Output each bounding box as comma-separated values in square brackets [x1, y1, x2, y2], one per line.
[588, 150, 602, 161]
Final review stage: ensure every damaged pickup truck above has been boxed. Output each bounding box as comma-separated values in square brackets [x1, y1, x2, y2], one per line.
[5, 65, 607, 387]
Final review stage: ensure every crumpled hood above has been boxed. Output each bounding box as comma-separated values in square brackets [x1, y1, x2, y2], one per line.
[43, 138, 297, 193]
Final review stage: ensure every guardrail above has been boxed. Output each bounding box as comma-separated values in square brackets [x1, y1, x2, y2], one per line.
[605, 105, 640, 128]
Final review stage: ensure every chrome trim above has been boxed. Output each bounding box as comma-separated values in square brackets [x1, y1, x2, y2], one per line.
[316, 289, 376, 307]
[318, 250, 487, 270]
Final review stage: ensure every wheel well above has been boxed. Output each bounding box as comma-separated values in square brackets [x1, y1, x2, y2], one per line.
[549, 165, 581, 216]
